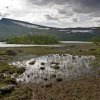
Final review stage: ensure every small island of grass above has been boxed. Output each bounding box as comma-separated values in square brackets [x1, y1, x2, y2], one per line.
[6, 34, 59, 44]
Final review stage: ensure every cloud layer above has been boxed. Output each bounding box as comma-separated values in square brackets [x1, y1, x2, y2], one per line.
[0, 0, 100, 28]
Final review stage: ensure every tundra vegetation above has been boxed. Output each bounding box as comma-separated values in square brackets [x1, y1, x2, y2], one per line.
[6, 34, 59, 44]
[0, 37, 100, 100]
[91, 36, 100, 45]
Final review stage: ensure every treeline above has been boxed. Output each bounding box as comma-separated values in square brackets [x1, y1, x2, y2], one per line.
[6, 34, 59, 44]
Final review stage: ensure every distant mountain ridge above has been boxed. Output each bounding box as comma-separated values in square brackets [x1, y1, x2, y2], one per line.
[0, 18, 100, 41]
[0, 18, 52, 28]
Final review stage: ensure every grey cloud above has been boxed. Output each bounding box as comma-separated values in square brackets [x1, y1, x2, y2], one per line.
[27, 0, 68, 5]
[27, 0, 100, 14]
[58, 9, 73, 16]
[6, 6, 9, 9]
[45, 14, 58, 20]
[72, 18, 78, 22]
[89, 12, 100, 17]
[0, 12, 10, 17]
[0, 13, 2, 16]
[70, 0, 100, 13]
[76, 0, 100, 10]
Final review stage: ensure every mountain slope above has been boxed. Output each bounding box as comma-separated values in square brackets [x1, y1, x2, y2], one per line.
[0, 18, 100, 41]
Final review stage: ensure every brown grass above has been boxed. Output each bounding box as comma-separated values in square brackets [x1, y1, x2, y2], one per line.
[31, 75, 100, 100]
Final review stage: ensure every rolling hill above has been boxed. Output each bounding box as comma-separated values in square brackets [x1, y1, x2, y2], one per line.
[0, 18, 100, 41]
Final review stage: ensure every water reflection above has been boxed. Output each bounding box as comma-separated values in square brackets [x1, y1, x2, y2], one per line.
[11, 54, 95, 84]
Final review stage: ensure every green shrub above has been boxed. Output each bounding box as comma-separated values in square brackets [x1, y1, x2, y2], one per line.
[7, 34, 59, 44]
[90, 36, 100, 45]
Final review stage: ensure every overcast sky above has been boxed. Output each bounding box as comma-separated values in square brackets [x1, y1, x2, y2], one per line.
[0, 0, 100, 28]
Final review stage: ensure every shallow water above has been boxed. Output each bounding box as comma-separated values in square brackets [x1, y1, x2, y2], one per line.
[60, 41, 92, 44]
[0, 41, 92, 47]
[11, 54, 95, 84]
[0, 42, 60, 47]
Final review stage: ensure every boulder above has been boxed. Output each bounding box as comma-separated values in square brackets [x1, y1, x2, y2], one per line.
[5, 50, 17, 56]
[0, 84, 15, 94]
